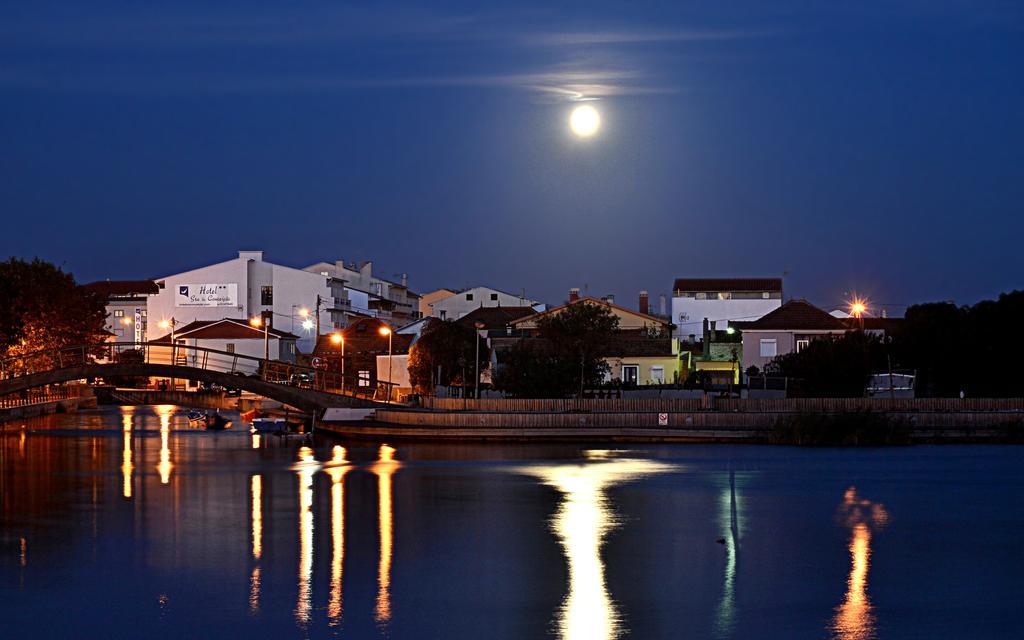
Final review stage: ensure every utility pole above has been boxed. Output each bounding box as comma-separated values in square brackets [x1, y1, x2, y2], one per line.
[315, 295, 321, 339]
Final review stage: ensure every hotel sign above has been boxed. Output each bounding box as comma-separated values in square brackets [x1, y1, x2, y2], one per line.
[176, 283, 238, 308]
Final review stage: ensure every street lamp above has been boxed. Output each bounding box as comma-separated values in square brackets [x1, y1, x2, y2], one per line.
[474, 321, 486, 400]
[250, 315, 270, 364]
[330, 332, 345, 393]
[379, 326, 393, 403]
[158, 318, 177, 390]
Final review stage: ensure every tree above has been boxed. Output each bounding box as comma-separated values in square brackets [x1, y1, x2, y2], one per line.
[494, 301, 619, 398]
[407, 319, 488, 394]
[0, 258, 107, 371]
[765, 331, 885, 397]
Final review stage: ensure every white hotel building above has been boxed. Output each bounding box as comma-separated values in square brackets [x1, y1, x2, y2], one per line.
[147, 250, 333, 354]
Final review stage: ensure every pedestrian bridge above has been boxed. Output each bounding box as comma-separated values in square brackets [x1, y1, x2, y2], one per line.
[0, 342, 387, 412]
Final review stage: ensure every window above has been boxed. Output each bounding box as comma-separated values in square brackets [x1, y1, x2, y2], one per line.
[762, 292, 770, 299]
[261, 285, 273, 305]
[140, 310, 147, 317]
[490, 293, 498, 301]
[622, 365, 639, 385]
[650, 366, 665, 384]
[796, 339, 810, 353]
[358, 370, 370, 387]
[226, 344, 235, 354]
[466, 293, 474, 301]
[113, 309, 125, 317]
[439, 310, 447, 320]
[695, 292, 707, 300]
[759, 339, 777, 358]
[717, 292, 732, 300]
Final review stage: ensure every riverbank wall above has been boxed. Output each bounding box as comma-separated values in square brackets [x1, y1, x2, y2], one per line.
[0, 386, 98, 425]
[318, 397, 1024, 443]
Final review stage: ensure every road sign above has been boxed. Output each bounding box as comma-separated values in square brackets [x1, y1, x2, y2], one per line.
[658, 413, 669, 426]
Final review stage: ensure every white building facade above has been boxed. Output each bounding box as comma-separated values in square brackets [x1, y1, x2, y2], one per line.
[671, 278, 783, 338]
[147, 251, 334, 353]
[428, 286, 544, 321]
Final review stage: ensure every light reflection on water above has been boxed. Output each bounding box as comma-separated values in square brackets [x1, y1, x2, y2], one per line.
[831, 487, 890, 640]
[516, 456, 675, 640]
[323, 445, 350, 626]
[7, 406, 1021, 639]
[373, 444, 399, 628]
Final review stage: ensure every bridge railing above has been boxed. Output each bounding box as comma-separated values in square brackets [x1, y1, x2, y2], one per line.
[0, 342, 386, 400]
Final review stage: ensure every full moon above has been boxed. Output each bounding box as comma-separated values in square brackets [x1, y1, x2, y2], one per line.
[569, 105, 601, 137]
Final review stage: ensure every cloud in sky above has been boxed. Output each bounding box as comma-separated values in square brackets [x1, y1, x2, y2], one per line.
[0, 5, 749, 100]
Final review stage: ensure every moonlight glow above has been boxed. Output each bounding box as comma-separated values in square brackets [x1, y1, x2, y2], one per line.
[569, 105, 601, 137]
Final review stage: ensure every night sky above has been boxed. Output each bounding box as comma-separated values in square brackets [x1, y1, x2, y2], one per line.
[2, 1, 1022, 313]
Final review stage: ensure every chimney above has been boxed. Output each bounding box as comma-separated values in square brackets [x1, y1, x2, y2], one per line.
[639, 290, 649, 315]
[238, 250, 264, 262]
[605, 294, 615, 305]
[569, 288, 580, 303]
[659, 294, 667, 316]
[401, 273, 408, 288]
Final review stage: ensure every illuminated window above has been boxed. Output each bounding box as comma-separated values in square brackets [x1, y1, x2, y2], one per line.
[358, 370, 370, 387]
[261, 286, 273, 305]
[695, 292, 707, 300]
[796, 339, 810, 352]
[717, 292, 731, 300]
[759, 339, 777, 358]
[113, 309, 125, 317]
[762, 292, 770, 299]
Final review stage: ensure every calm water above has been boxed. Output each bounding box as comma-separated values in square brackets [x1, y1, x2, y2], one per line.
[1, 407, 1022, 639]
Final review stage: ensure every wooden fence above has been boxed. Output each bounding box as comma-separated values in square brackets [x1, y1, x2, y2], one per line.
[419, 396, 1024, 413]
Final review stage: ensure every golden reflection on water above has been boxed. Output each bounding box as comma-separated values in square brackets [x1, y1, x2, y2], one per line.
[120, 410, 133, 499]
[293, 446, 320, 627]
[249, 473, 263, 615]
[831, 487, 890, 640]
[251, 475, 263, 560]
[323, 446, 350, 626]
[518, 456, 674, 640]
[155, 405, 173, 484]
[373, 444, 399, 626]
[251, 433, 261, 449]
[249, 566, 262, 616]
[714, 470, 741, 639]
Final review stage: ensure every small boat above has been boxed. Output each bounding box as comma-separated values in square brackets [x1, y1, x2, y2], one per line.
[205, 410, 232, 431]
[252, 417, 287, 434]
[189, 409, 232, 430]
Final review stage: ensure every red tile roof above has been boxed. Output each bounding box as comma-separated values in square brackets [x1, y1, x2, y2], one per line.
[456, 306, 537, 331]
[744, 299, 848, 331]
[673, 278, 782, 293]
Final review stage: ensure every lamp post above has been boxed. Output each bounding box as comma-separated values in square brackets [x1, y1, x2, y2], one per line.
[250, 315, 270, 377]
[379, 326, 393, 403]
[330, 332, 344, 393]
[158, 318, 177, 390]
[474, 321, 486, 400]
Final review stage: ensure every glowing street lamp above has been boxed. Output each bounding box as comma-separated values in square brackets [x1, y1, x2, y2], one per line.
[850, 301, 867, 318]
[158, 318, 178, 389]
[379, 326, 393, 403]
[250, 315, 270, 364]
[330, 333, 345, 393]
